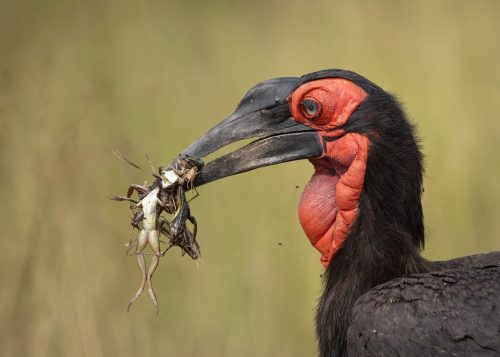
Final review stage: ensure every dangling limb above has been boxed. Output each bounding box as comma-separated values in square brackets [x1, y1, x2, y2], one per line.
[171, 187, 188, 237]
[109, 195, 138, 204]
[147, 230, 161, 314]
[127, 230, 148, 312]
[125, 227, 137, 256]
[125, 239, 137, 256]
[127, 184, 149, 199]
[131, 210, 144, 229]
[183, 212, 200, 259]
[160, 240, 174, 256]
[139, 143, 157, 174]
[187, 212, 197, 240]
[182, 229, 200, 259]
[187, 187, 199, 203]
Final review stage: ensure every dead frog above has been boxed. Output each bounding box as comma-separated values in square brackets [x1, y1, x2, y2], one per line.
[111, 155, 202, 314]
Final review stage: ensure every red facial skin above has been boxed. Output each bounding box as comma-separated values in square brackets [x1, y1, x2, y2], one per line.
[288, 79, 369, 267]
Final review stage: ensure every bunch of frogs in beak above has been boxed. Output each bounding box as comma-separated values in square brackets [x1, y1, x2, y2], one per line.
[111, 154, 203, 314]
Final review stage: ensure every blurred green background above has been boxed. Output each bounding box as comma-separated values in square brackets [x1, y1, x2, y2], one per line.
[1, 0, 500, 356]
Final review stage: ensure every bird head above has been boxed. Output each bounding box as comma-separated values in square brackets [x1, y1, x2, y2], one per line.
[173, 69, 424, 267]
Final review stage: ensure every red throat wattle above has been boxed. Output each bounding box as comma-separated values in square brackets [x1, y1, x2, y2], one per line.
[298, 134, 368, 267]
[289, 78, 369, 267]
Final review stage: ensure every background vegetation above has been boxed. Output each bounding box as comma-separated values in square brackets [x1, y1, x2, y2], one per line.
[1, 0, 499, 356]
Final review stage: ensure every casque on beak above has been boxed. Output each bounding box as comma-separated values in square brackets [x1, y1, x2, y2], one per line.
[171, 77, 323, 186]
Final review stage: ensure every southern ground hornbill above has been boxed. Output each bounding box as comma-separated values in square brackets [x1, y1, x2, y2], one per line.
[170, 69, 500, 356]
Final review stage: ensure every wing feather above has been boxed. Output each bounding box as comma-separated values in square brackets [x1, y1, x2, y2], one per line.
[348, 265, 500, 356]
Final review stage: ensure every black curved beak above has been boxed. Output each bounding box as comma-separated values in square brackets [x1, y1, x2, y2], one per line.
[174, 77, 323, 187]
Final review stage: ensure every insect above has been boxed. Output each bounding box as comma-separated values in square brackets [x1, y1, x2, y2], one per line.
[111, 151, 202, 313]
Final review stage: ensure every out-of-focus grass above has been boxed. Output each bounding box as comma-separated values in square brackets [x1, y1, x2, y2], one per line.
[1, 0, 499, 356]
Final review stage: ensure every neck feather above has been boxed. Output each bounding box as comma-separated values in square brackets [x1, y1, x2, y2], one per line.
[314, 108, 428, 356]
[316, 217, 429, 356]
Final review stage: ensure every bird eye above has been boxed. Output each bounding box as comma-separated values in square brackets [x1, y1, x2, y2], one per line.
[300, 98, 321, 118]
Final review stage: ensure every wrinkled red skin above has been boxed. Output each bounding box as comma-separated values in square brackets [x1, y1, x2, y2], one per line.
[288, 79, 368, 267]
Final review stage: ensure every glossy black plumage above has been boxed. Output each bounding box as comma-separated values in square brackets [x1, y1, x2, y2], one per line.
[349, 253, 500, 356]
[307, 70, 500, 357]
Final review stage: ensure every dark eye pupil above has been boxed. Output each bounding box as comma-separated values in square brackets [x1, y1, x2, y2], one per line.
[301, 99, 318, 117]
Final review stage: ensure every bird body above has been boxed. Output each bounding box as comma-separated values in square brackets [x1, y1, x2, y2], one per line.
[170, 69, 500, 356]
[349, 252, 500, 356]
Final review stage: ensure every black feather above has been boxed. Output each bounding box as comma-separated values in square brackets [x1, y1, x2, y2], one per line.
[348, 256, 500, 356]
